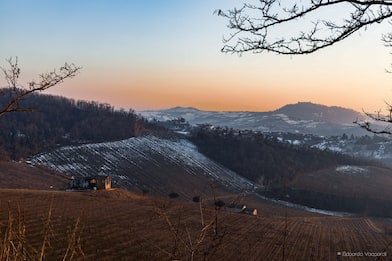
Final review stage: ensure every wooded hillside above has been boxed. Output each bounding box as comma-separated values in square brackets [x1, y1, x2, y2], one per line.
[190, 126, 373, 189]
[0, 89, 155, 159]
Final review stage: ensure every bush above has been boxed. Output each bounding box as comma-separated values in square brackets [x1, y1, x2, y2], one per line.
[214, 199, 225, 208]
[192, 196, 200, 203]
[168, 192, 179, 199]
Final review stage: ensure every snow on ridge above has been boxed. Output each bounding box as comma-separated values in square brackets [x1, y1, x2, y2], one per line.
[336, 165, 369, 176]
[29, 135, 255, 191]
[273, 113, 315, 126]
[311, 141, 343, 152]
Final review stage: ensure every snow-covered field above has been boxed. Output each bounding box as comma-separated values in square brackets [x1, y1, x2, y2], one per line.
[29, 136, 256, 193]
[336, 165, 369, 176]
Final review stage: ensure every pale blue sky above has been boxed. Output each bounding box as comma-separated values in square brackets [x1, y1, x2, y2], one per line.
[1, 0, 392, 112]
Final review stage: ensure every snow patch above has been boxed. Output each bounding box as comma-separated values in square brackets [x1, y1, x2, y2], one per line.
[255, 194, 353, 217]
[312, 141, 343, 152]
[336, 165, 369, 176]
[29, 135, 256, 192]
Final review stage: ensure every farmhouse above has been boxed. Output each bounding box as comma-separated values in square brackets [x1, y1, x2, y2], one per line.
[70, 176, 112, 190]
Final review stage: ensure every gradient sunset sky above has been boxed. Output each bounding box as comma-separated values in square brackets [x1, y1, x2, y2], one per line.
[1, 0, 392, 112]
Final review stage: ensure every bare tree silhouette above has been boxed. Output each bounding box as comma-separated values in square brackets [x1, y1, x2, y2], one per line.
[0, 57, 81, 116]
[216, 1, 392, 55]
[354, 104, 392, 134]
[217, 0, 392, 134]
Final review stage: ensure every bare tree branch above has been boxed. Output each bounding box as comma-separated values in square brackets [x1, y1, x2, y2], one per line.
[0, 57, 81, 116]
[217, 0, 392, 55]
[218, 1, 392, 135]
[354, 102, 392, 134]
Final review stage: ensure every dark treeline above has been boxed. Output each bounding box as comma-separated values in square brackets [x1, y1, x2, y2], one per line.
[0, 88, 158, 159]
[264, 188, 392, 217]
[190, 126, 370, 189]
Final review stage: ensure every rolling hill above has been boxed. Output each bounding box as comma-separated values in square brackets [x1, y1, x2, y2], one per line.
[27, 131, 392, 217]
[139, 102, 369, 136]
[274, 102, 361, 124]
[190, 127, 392, 217]
[0, 159, 69, 190]
[28, 135, 255, 199]
[0, 89, 158, 160]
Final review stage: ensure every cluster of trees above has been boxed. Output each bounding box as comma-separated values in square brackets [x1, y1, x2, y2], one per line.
[0, 89, 155, 159]
[0, 57, 81, 116]
[190, 127, 369, 189]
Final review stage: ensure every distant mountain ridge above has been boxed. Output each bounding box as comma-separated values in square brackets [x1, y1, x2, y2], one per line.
[275, 102, 361, 124]
[139, 102, 367, 136]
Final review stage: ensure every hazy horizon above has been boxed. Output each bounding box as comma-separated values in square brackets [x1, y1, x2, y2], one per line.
[136, 100, 361, 113]
[1, 1, 392, 113]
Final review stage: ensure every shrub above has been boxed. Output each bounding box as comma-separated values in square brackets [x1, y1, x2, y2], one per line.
[168, 192, 179, 199]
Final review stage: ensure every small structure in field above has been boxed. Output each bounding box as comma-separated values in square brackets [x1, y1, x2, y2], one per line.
[69, 176, 111, 190]
[243, 207, 258, 216]
[227, 204, 258, 216]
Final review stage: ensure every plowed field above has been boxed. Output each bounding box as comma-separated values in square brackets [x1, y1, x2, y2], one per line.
[0, 189, 391, 260]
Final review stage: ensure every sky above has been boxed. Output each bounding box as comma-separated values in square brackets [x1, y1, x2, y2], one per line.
[1, 0, 392, 113]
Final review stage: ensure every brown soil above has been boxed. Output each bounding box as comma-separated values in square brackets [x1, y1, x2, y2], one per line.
[0, 160, 69, 190]
[0, 188, 391, 260]
[0, 160, 391, 260]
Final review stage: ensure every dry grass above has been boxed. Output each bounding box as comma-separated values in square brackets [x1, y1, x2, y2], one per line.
[0, 189, 390, 260]
[0, 160, 391, 259]
[0, 196, 83, 261]
[0, 160, 69, 190]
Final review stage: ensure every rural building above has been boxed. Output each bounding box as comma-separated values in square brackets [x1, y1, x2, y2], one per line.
[243, 208, 258, 216]
[69, 176, 111, 190]
[227, 204, 258, 216]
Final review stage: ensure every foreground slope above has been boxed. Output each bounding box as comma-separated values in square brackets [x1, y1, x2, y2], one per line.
[0, 189, 391, 260]
[0, 160, 69, 190]
[29, 135, 255, 198]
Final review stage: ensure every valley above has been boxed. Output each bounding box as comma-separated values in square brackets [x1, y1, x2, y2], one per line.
[1, 93, 392, 259]
[140, 103, 392, 167]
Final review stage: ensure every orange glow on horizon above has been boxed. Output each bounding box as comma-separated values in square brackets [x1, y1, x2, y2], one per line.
[43, 42, 392, 114]
[48, 71, 392, 114]
[4, 1, 392, 115]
